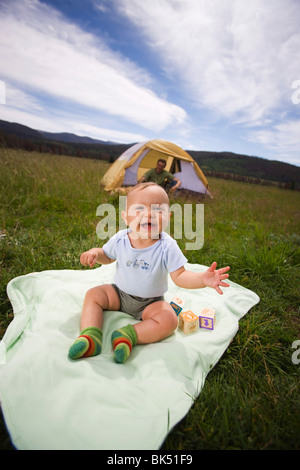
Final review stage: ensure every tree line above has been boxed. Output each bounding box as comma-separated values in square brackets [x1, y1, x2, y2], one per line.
[1, 130, 299, 191]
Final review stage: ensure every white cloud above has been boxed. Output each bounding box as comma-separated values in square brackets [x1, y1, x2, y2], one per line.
[0, 105, 66, 133]
[246, 120, 300, 164]
[0, 95, 148, 144]
[0, 0, 299, 164]
[67, 122, 147, 143]
[115, 0, 300, 126]
[5, 84, 43, 112]
[0, 0, 187, 132]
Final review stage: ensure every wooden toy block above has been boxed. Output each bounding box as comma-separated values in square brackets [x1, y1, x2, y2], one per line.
[199, 308, 216, 330]
[170, 296, 185, 316]
[178, 310, 199, 334]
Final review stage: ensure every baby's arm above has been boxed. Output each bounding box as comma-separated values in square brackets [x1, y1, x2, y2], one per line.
[170, 262, 230, 295]
[80, 248, 115, 268]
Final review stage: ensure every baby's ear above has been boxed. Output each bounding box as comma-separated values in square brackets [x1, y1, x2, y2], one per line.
[121, 210, 128, 226]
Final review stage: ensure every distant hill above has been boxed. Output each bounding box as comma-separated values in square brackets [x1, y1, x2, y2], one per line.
[189, 150, 300, 189]
[0, 120, 116, 145]
[0, 119, 130, 162]
[0, 119, 43, 140]
[40, 130, 116, 145]
[0, 119, 299, 189]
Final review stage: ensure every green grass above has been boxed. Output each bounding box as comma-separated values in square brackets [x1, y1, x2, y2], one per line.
[0, 148, 299, 450]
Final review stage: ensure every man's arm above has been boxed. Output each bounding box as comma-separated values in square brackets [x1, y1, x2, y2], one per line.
[138, 169, 151, 184]
[170, 176, 181, 190]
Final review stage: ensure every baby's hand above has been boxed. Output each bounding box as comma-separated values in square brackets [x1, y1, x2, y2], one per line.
[80, 249, 99, 267]
[203, 262, 230, 295]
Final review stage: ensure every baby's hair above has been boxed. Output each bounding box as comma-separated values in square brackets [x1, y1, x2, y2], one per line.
[126, 182, 169, 206]
[128, 182, 160, 195]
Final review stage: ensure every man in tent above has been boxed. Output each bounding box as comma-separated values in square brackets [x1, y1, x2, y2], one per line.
[138, 158, 181, 192]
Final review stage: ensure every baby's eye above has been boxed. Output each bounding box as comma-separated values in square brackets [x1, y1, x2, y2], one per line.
[129, 204, 146, 214]
[152, 204, 169, 213]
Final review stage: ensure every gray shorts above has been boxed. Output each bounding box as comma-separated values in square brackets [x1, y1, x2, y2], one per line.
[112, 284, 164, 321]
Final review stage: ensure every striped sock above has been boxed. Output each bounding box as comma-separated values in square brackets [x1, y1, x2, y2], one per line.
[68, 327, 102, 360]
[111, 324, 137, 363]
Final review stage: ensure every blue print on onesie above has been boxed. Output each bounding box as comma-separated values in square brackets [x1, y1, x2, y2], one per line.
[102, 229, 187, 299]
[126, 259, 150, 270]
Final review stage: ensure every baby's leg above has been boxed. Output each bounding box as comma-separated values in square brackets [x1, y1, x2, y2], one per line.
[136, 300, 178, 343]
[69, 284, 120, 360]
[111, 301, 177, 363]
[80, 284, 120, 330]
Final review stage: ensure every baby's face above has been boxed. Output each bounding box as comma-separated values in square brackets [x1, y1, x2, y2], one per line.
[123, 185, 170, 239]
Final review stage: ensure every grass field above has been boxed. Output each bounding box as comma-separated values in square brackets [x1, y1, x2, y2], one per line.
[0, 148, 299, 450]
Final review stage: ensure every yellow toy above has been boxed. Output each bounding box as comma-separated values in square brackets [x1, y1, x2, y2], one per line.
[178, 310, 199, 335]
[199, 308, 216, 330]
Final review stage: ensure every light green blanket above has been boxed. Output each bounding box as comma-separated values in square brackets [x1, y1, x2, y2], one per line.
[0, 263, 259, 450]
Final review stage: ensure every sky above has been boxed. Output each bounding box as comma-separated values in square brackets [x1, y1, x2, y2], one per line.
[0, 0, 299, 166]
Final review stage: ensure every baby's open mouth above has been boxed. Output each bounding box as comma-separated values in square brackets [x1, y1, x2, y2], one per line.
[141, 221, 156, 228]
[140, 220, 157, 231]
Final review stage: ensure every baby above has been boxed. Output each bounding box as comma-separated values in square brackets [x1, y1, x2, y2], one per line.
[68, 182, 230, 363]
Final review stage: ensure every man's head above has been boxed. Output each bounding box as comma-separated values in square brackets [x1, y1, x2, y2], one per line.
[155, 159, 167, 174]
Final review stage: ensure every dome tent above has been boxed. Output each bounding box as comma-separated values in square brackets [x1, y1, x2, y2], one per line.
[101, 139, 212, 197]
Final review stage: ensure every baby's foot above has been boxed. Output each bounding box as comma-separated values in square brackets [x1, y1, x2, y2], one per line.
[68, 327, 102, 359]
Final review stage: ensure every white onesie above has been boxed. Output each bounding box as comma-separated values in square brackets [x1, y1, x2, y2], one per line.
[103, 229, 187, 298]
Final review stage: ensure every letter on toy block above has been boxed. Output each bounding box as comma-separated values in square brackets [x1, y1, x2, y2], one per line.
[170, 296, 184, 316]
[178, 310, 199, 334]
[199, 308, 216, 330]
